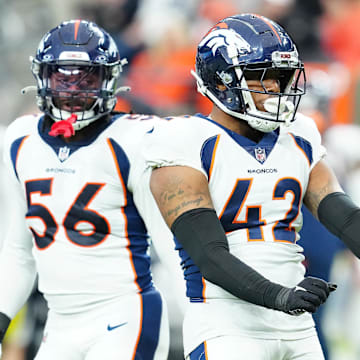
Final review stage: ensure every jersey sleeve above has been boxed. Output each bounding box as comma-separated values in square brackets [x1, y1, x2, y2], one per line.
[118, 117, 188, 312]
[0, 125, 37, 319]
[287, 113, 326, 170]
[132, 168, 188, 314]
[143, 117, 209, 178]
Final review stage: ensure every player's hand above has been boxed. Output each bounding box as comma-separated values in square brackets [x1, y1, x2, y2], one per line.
[275, 277, 337, 316]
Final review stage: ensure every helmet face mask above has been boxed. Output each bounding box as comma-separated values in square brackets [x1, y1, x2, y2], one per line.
[31, 20, 126, 131]
[37, 63, 113, 124]
[193, 14, 306, 132]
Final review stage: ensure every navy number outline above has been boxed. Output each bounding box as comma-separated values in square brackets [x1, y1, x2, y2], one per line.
[25, 178, 110, 250]
[219, 177, 302, 242]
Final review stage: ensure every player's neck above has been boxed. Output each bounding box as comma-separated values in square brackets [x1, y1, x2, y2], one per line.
[209, 106, 264, 143]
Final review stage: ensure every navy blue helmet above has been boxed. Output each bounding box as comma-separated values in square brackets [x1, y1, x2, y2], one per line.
[30, 20, 128, 130]
[192, 13, 306, 132]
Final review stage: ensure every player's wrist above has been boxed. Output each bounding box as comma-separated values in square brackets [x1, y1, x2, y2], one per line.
[273, 286, 292, 313]
[262, 281, 286, 310]
[272, 286, 307, 315]
[0, 312, 11, 342]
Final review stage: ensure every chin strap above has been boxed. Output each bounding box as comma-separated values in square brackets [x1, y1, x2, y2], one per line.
[48, 114, 77, 138]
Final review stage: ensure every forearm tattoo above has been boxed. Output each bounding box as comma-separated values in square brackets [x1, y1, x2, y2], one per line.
[305, 180, 334, 218]
[157, 174, 212, 222]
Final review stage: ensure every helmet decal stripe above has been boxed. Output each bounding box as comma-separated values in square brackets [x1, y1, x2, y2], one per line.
[74, 19, 81, 40]
[203, 21, 229, 38]
[252, 14, 282, 44]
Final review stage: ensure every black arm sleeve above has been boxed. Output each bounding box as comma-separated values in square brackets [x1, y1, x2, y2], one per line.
[318, 192, 360, 258]
[0, 312, 10, 343]
[171, 208, 284, 309]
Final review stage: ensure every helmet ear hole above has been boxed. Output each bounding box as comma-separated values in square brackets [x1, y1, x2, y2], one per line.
[215, 78, 227, 91]
[31, 19, 126, 131]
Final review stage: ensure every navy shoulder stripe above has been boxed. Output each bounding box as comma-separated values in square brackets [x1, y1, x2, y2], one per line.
[201, 135, 219, 178]
[107, 138, 130, 185]
[290, 133, 313, 166]
[10, 136, 28, 180]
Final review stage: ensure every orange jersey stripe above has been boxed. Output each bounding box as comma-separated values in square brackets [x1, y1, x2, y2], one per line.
[202, 277, 207, 302]
[288, 133, 311, 167]
[16, 135, 29, 171]
[208, 135, 220, 180]
[204, 341, 209, 359]
[107, 139, 142, 292]
[131, 293, 144, 359]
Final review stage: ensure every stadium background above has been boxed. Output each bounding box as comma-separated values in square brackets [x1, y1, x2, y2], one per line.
[1, 0, 360, 359]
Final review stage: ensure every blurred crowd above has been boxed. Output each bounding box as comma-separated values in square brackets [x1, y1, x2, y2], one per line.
[1, 0, 360, 359]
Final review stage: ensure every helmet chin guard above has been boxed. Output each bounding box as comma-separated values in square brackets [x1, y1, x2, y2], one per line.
[50, 107, 97, 131]
[193, 13, 306, 132]
[245, 98, 296, 132]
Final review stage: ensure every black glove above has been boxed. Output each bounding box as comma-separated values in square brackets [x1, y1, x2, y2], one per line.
[274, 277, 337, 316]
[0, 312, 11, 343]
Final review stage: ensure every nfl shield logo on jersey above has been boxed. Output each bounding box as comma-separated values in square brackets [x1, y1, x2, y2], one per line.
[255, 147, 266, 163]
[58, 146, 70, 162]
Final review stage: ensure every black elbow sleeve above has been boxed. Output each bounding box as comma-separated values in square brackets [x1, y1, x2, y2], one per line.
[318, 192, 360, 258]
[171, 208, 283, 309]
[171, 208, 229, 273]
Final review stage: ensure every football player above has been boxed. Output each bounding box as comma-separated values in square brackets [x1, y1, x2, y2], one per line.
[0, 20, 177, 360]
[145, 14, 359, 359]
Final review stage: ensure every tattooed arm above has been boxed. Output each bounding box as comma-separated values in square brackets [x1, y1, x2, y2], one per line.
[305, 159, 360, 258]
[304, 159, 343, 219]
[150, 165, 335, 313]
[150, 165, 213, 228]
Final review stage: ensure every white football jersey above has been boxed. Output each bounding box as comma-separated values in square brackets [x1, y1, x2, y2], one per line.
[144, 113, 326, 353]
[0, 125, 14, 250]
[0, 113, 175, 317]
